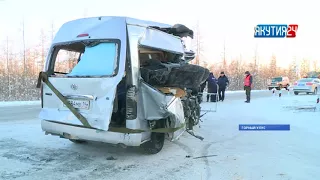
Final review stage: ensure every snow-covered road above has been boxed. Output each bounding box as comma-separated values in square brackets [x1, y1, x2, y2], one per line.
[1, 91, 319, 180]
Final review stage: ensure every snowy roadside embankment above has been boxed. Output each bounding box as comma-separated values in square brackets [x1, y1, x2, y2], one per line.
[0, 100, 41, 107]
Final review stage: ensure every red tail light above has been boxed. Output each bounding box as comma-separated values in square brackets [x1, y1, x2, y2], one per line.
[77, 33, 89, 38]
[306, 82, 313, 86]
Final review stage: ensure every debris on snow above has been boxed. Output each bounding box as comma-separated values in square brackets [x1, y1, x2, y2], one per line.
[192, 155, 217, 159]
[106, 156, 117, 160]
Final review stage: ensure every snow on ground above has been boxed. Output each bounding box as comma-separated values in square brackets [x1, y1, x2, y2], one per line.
[0, 92, 319, 180]
[224, 89, 269, 94]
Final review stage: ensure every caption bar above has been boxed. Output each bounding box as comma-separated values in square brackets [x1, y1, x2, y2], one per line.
[239, 124, 290, 131]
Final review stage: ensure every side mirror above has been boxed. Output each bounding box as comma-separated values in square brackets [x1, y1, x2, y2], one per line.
[183, 50, 195, 63]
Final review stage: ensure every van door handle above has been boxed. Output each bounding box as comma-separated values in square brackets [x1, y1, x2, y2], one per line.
[45, 93, 52, 96]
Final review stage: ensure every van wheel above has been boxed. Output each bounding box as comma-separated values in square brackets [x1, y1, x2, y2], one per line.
[294, 92, 299, 95]
[141, 120, 165, 154]
[69, 139, 86, 144]
[268, 87, 272, 90]
[141, 132, 165, 154]
[314, 88, 318, 95]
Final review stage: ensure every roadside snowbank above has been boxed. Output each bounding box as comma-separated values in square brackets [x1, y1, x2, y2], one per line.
[0, 100, 40, 107]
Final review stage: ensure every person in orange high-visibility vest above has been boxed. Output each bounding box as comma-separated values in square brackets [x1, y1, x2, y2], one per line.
[244, 71, 253, 103]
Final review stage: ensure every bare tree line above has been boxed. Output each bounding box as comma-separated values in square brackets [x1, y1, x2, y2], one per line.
[0, 22, 319, 101]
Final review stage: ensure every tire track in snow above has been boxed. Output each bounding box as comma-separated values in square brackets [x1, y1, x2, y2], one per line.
[171, 140, 194, 156]
[200, 133, 243, 180]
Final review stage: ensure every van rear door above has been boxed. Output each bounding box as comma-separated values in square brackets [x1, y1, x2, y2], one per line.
[39, 40, 126, 131]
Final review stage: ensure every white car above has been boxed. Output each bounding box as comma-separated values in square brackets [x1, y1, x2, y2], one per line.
[293, 78, 320, 95]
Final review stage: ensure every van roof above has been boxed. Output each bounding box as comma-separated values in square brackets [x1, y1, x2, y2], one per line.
[52, 16, 173, 44]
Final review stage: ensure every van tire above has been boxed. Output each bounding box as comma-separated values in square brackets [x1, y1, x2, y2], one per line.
[141, 120, 165, 154]
[69, 139, 86, 144]
[294, 92, 299, 95]
[285, 85, 289, 90]
[314, 88, 318, 95]
[141, 132, 165, 154]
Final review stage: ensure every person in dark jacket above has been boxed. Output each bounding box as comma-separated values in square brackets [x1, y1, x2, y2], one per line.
[244, 71, 253, 103]
[206, 73, 218, 102]
[217, 71, 229, 101]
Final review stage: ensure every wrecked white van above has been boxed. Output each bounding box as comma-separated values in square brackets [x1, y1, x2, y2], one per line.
[37, 16, 209, 154]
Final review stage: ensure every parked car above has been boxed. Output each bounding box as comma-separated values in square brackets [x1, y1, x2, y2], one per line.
[293, 78, 320, 95]
[267, 76, 290, 90]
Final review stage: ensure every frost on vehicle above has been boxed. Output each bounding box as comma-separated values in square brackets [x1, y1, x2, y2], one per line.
[38, 16, 209, 154]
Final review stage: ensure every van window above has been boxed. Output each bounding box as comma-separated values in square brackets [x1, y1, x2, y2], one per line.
[52, 42, 118, 77]
[54, 50, 81, 75]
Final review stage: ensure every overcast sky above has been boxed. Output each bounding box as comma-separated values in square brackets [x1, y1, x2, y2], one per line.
[0, 0, 319, 67]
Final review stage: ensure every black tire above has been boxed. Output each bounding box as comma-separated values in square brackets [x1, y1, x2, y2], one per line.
[285, 85, 289, 90]
[268, 87, 272, 90]
[294, 92, 299, 95]
[141, 132, 165, 154]
[314, 88, 318, 95]
[69, 139, 86, 144]
[141, 121, 165, 154]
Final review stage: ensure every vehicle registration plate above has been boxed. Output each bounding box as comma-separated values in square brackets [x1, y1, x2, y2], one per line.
[298, 84, 305, 86]
[64, 99, 90, 110]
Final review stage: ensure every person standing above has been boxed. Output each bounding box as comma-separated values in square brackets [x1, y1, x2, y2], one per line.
[217, 71, 229, 102]
[244, 71, 253, 103]
[206, 73, 218, 102]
